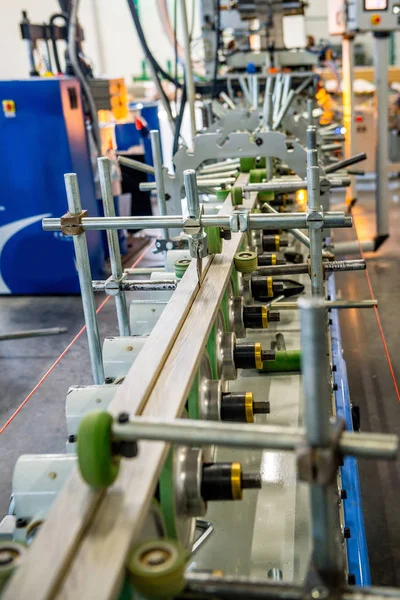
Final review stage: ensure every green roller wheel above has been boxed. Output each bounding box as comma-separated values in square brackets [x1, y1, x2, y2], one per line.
[234, 251, 258, 274]
[216, 189, 230, 201]
[258, 350, 301, 373]
[249, 168, 266, 183]
[205, 226, 222, 254]
[258, 190, 275, 203]
[127, 539, 187, 600]
[77, 411, 120, 488]
[0, 542, 26, 592]
[174, 259, 191, 279]
[240, 157, 255, 172]
[231, 186, 243, 206]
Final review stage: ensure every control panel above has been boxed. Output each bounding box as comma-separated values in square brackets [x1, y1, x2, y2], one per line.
[329, 0, 400, 34]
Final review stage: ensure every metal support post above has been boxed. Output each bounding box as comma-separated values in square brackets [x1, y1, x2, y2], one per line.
[64, 174, 104, 384]
[306, 127, 324, 297]
[263, 77, 274, 180]
[97, 158, 130, 337]
[180, 0, 197, 145]
[374, 32, 390, 241]
[299, 297, 340, 579]
[184, 169, 207, 283]
[342, 34, 357, 204]
[307, 98, 314, 127]
[150, 130, 169, 241]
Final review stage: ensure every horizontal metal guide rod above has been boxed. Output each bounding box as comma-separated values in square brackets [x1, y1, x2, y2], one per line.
[117, 155, 155, 176]
[324, 152, 367, 174]
[112, 417, 398, 460]
[183, 572, 400, 600]
[243, 177, 351, 193]
[42, 212, 352, 233]
[139, 178, 236, 192]
[199, 159, 240, 173]
[257, 259, 366, 277]
[92, 279, 178, 292]
[271, 300, 378, 310]
[0, 327, 67, 341]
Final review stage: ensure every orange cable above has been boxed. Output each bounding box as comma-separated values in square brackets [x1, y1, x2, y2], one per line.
[351, 209, 400, 403]
[0, 241, 155, 433]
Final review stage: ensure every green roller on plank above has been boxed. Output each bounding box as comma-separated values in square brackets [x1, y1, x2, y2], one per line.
[239, 157, 255, 172]
[258, 350, 301, 373]
[258, 190, 275, 203]
[216, 189, 230, 201]
[249, 168, 266, 183]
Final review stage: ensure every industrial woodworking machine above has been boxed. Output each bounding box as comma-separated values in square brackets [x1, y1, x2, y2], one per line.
[1, 73, 399, 600]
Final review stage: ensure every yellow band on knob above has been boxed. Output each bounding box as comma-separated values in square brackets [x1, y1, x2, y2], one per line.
[231, 462, 243, 500]
[261, 306, 268, 329]
[271, 254, 277, 265]
[274, 235, 280, 251]
[245, 392, 254, 423]
[254, 342, 263, 370]
[267, 276, 273, 298]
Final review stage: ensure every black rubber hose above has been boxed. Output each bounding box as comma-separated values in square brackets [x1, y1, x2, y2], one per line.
[49, 13, 67, 74]
[126, 0, 182, 89]
[173, 76, 187, 156]
[211, 0, 221, 99]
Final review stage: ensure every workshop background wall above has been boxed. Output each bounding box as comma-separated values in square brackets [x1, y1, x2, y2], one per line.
[0, 0, 399, 83]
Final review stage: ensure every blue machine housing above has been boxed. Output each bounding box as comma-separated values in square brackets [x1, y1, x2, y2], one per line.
[329, 276, 371, 585]
[0, 77, 104, 294]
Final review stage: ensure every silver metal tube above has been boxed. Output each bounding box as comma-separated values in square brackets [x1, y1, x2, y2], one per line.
[200, 160, 240, 174]
[307, 98, 314, 126]
[324, 153, 367, 175]
[374, 33, 390, 238]
[64, 174, 104, 384]
[251, 75, 259, 109]
[0, 327, 68, 341]
[198, 170, 238, 180]
[184, 169, 201, 220]
[299, 297, 331, 447]
[98, 158, 130, 337]
[273, 74, 283, 123]
[150, 130, 169, 241]
[333, 239, 375, 254]
[256, 259, 366, 277]
[200, 159, 240, 173]
[117, 156, 155, 176]
[238, 76, 253, 106]
[271, 300, 378, 310]
[139, 179, 235, 192]
[111, 418, 398, 460]
[92, 280, 178, 292]
[42, 212, 352, 233]
[321, 143, 343, 152]
[244, 178, 349, 194]
[307, 126, 324, 296]
[273, 89, 296, 131]
[180, 0, 196, 143]
[220, 91, 236, 110]
[299, 296, 338, 576]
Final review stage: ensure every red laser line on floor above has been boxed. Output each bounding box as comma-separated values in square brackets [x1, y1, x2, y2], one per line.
[0, 241, 155, 434]
[351, 209, 400, 403]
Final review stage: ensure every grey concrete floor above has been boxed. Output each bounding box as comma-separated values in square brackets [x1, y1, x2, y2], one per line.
[334, 184, 400, 586]
[0, 237, 160, 516]
[1, 190, 400, 586]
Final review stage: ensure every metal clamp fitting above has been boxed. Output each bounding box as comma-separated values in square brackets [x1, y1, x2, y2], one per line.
[60, 209, 88, 236]
[297, 419, 345, 485]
